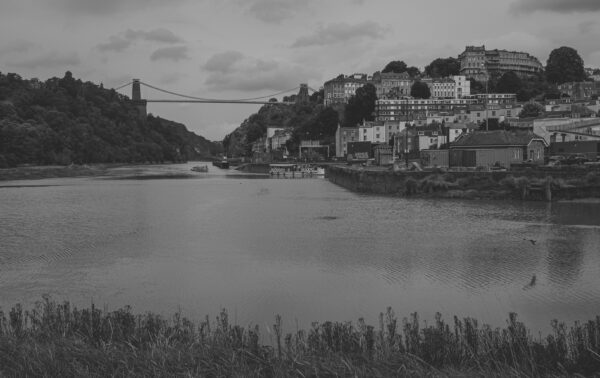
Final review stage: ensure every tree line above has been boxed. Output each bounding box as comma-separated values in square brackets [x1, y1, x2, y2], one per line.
[0, 71, 221, 168]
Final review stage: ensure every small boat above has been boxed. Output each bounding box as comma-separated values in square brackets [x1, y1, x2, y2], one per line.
[212, 159, 229, 169]
[191, 165, 208, 172]
[269, 164, 325, 177]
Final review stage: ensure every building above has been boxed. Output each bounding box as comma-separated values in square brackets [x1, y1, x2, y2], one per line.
[270, 129, 292, 154]
[415, 124, 447, 150]
[335, 125, 359, 157]
[323, 73, 369, 106]
[358, 121, 387, 144]
[376, 98, 478, 121]
[532, 117, 600, 144]
[558, 81, 600, 100]
[549, 141, 600, 160]
[371, 71, 413, 99]
[446, 122, 478, 144]
[422, 76, 470, 99]
[451, 130, 548, 166]
[424, 77, 456, 99]
[458, 45, 543, 81]
[452, 75, 470, 98]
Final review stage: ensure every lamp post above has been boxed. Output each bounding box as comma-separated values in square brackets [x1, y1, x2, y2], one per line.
[480, 63, 489, 131]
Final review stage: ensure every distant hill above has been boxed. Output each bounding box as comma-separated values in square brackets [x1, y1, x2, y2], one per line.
[0, 71, 222, 168]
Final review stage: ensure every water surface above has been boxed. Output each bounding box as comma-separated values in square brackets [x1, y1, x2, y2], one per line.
[1, 163, 599, 333]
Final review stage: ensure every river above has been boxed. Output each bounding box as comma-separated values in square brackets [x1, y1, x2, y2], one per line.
[1, 163, 599, 333]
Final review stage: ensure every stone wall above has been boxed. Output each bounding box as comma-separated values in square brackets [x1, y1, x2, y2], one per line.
[326, 165, 600, 201]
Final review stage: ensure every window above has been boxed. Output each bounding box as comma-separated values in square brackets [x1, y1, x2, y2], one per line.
[363, 136, 367, 141]
[376, 134, 380, 139]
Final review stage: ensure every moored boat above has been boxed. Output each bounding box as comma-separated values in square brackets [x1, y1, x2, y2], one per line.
[212, 158, 229, 169]
[191, 165, 208, 172]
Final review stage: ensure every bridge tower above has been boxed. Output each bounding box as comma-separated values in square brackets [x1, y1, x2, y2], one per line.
[131, 79, 147, 119]
[296, 83, 309, 104]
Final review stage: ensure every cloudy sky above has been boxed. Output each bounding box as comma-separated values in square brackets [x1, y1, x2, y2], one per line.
[1, 0, 600, 141]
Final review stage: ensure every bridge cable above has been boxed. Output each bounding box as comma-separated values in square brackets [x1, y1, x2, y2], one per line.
[112, 81, 133, 91]
[139, 81, 301, 102]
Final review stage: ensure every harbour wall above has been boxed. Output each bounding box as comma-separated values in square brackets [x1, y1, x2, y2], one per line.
[326, 165, 600, 201]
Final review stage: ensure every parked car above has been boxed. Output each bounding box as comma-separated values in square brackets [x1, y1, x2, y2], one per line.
[563, 154, 590, 165]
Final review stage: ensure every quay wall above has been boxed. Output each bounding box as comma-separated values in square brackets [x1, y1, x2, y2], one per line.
[326, 165, 600, 201]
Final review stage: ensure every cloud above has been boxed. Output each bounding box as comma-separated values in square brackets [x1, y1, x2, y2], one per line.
[202, 52, 320, 92]
[0, 40, 35, 55]
[97, 36, 132, 52]
[510, 0, 600, 14]
[8, 51, 80, 70]
[97, 28, 184, 52]
[54, 0, 186, 15]
[245, 0, 311, 23]
[579, 20, 596, 34]
[150, 46, 190, 61]
[203, 51, 244, 73]
[124, 29, 183, 44]
[292, 21, 387, 47]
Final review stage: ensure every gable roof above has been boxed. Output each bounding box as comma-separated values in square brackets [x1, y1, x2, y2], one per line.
[451, 130, 547, 148]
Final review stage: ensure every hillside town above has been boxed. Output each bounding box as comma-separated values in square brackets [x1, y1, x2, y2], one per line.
[248, 45, 600, 170]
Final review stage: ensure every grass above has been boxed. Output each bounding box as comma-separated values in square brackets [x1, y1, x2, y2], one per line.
[1, 299, 599, 377]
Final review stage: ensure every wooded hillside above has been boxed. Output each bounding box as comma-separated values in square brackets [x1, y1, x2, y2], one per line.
[0, 71, 221, 168]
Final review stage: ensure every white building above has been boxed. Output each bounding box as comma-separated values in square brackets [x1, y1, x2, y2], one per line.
[452, 75, 470, 98]
[358, 121, 387, 143]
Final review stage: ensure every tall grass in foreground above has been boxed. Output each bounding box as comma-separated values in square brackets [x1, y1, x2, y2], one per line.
[0, 299, 599, 377]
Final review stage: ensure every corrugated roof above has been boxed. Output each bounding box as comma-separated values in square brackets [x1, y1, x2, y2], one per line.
[451, 130, 545, 147]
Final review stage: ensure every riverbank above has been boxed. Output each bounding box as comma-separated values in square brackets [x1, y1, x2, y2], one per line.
[0, 299, 598, 377]
[0, 164, 112, 181]
[327, 165, 600, 201]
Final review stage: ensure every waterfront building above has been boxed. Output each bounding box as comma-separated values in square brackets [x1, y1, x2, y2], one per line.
[451, 130, 548, 166]
[458, 45, 543, 81]
[447, 122, 478, 144]
[335, 125, 359, 157]
[384, 120, 409, 143]
[415, 124, 447, 150]
[532, 117, 600, 145]
[270, 129, 292, 154]
[323, 73, 370, 106]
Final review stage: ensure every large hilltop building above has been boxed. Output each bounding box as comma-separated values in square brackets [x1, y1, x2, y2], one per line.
[458, 45, 543, 82]
[323, 74, 370, 106]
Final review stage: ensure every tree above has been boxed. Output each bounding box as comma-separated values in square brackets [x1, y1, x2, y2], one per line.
[410, 81, 431, 99]
[343, 83, 377, 127]
[406, 66, 421, 78]
[382, 61, 408, 74]
[519, 102, 544, 118]
[496, 71, 522, 94]
[546, 46, 586, 84]
[468, 78, 485, 94]
[424, 57, 461, 78]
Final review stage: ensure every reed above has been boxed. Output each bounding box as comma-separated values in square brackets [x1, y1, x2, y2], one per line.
[0, 298, 599, 377]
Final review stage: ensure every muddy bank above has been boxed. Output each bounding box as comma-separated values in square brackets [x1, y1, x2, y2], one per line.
[0, 165, 111, 181]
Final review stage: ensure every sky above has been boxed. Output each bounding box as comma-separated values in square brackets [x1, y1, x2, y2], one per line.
[1, 0, 600, 141]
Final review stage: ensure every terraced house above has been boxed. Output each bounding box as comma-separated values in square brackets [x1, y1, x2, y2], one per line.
[458, 45, 543, 81]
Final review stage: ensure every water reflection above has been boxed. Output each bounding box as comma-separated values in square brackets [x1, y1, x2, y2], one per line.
[1, 164, 599, 333]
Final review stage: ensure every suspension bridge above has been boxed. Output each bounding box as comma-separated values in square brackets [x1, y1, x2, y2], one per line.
[113, 79, 318, 118]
